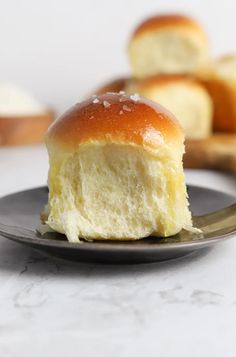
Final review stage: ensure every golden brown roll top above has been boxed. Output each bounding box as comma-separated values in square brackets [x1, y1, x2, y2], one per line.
[132, 14, 206, 38]
[47, 92, 184, 151]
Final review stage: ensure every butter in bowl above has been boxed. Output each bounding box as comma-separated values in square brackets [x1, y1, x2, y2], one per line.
[0, 83, 54, 146]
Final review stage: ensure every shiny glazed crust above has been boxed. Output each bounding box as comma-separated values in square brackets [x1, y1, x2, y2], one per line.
[46, 93, 184, 151]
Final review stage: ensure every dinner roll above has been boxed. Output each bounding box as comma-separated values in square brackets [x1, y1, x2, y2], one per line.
[125, 75, 213, 139]
[199, 55, 236, 132]
[43, 93, 193, 242]
[128, 14, 209, 78]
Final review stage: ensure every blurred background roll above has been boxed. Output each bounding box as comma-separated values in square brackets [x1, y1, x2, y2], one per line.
[199, 55, 236, 132]
[125, 75, 212, 139]
[128, 14, 209, 78]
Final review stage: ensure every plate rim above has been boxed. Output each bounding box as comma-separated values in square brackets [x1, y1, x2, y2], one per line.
[0, 184, 235, 252]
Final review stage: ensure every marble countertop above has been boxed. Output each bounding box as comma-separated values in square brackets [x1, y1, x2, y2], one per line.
[0, 145, 236, 357]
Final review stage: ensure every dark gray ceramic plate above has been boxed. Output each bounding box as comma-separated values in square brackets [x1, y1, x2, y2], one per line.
[0, 186, 235, 264]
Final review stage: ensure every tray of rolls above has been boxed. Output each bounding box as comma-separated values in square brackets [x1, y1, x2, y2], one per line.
[92, 14, 236, 174]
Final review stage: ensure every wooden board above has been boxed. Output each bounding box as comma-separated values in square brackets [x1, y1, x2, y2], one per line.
[0, 110, 54, 146]
[184, 134, 236, 174]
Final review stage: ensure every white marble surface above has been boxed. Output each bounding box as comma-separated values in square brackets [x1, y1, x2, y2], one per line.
[0, 145, 236, 357]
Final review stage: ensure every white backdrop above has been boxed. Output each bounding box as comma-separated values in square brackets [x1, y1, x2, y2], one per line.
[0, 0, 235, 115]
